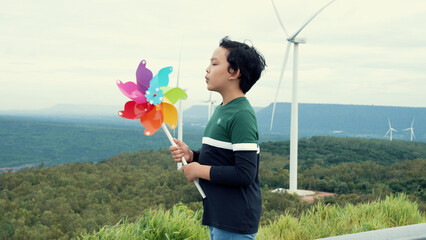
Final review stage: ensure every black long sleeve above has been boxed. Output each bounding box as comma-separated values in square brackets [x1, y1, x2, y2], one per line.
[210, 151, 257, 186]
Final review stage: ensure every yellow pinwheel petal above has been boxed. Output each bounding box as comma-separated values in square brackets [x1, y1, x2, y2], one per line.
[162, 102, 178, 129]
[162, 96, 173, 105]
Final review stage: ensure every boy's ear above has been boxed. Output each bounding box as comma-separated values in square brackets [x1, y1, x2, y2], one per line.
[229, 69, 241, 80]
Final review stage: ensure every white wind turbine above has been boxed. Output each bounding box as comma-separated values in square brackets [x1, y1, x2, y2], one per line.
[403, 118, 415, 142]
[203, 92, 216, 121]
[270, 0, 336, 193]
[384, 118, 397, 141]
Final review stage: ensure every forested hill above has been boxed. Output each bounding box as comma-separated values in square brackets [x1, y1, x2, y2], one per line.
[0, 136, 425, 239]
[1, 102, 425, 168]
[0, 117, 203, 168]
[2, 102, 425, 142]
[260, 136, 426, 169]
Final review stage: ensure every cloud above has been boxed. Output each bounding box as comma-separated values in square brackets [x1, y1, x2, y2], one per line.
[0, 0, 425, 110]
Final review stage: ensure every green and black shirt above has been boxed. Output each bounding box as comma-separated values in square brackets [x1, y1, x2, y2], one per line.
[193, 97, 262, 234]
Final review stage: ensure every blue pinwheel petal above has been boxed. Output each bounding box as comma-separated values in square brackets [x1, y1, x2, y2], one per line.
[149, 75, 160, 90]
[157, 66, 173, 87]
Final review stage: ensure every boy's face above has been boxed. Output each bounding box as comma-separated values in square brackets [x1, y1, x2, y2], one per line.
[205, 47, 233, 93]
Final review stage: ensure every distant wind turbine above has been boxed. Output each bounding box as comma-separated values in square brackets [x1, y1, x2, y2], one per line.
[403, 118, 415, 142]
[384, 118, 397, 141]
[203, 92, 216, 121]
[270, 0, 336, 193]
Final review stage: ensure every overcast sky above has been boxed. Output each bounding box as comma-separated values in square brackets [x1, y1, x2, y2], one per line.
[1, 0, 425, 111]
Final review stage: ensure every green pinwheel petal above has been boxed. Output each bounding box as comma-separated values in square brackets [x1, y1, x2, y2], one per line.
[160, 87, 173, 94]
[163, 87, 187, 104]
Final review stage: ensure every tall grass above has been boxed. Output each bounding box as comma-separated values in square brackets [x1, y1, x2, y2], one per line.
[257, 193, 426, 239]
[79, 204, 209, 240]
[80, 194, 425, 240]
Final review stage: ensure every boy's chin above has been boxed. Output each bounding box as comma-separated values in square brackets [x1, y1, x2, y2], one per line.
[206, 85, 221, 93]
[207, 89, 218, 93]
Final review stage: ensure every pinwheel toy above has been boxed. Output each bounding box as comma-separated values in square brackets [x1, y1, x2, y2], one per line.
[116, 60, 206, 198]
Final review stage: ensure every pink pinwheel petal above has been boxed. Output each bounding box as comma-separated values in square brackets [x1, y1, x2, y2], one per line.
[116, 80, 147, 103]
[136, 60, 153, 94]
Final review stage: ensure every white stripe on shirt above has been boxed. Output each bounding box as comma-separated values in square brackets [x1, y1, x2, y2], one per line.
[233, 143, 258, 151]
[202, 137, 233, 150]
[203, 137, 260, 153]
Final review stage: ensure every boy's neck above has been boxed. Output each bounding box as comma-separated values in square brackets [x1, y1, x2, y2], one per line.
[221, 89, 245, 106]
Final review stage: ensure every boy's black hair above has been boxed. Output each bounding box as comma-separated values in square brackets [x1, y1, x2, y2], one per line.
[219, 36, 266, 94]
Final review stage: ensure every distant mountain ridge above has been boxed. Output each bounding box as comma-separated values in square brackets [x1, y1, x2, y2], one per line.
[256, 102, 425, 141]
[184, 102, 425, 142]
[0, 104, 122, 116]
[1, 102, 425, 142]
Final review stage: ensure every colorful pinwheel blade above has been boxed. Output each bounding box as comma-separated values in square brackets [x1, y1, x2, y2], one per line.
[159, 86, 172, 94]
[140, 107, 163, 136]
[162, 87, 187, 104]
[149, 66, 173, 89]
[118, 101, 155, 119]
[134, 102, 155, 118]
[162, 102, 178, 129]
[136, 60, 153, 94]
[116, 80, 147, 103]
[118, 101, 138, 119]
[157, 66, 173, 87]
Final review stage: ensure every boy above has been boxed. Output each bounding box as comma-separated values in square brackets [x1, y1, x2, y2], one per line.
[169, 36, 266, 240]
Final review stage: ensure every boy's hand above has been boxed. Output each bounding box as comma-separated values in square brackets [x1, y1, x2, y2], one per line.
[180, 162, 200, 182]
[181, 162, 211, 182]
[169, 138, 193, 163]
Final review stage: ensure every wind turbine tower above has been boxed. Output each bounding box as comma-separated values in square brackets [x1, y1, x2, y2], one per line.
[403, 118, 415, 142]
[176, 47, 184, 170]
[384, 118, 397, 141]
[270, 0, 336, 193]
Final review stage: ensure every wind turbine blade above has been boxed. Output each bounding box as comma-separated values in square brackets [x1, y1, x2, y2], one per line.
[391, 128, 397, 132]
[412, 131, 416, 139]
[388, 118, 391, 128]
[271, 0, 289, 37]
[411, 118, 415, 128]
[289, 0, 336, 41]
[384, 129, 390, 137]
[270, 43, 292, 131]
[402, 128, 411, 131]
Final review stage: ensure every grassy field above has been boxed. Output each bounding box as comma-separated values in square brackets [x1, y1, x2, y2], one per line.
[80, 194, 425, 240]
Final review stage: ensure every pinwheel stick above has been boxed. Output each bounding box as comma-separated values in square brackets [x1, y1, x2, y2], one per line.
[161, 123, 206, 199]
